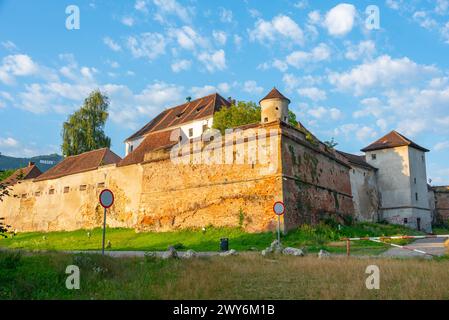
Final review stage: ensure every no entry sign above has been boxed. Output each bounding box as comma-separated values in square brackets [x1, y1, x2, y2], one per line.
[273, 201, 285, 216]
[99, 189, 114, 209]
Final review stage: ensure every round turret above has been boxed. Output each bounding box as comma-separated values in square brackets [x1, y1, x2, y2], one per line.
[259, 87, 290, 124]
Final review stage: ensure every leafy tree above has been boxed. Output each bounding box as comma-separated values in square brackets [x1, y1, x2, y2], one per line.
[0, 181, 12, 238]
[324, 137, 338, 149]
[0, 169, 15, 181]
[213, 101, 299, 133]
[61, 90, 111, 156]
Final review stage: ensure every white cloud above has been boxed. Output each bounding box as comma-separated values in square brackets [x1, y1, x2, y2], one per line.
[441, 22, 449, 43]
[285, 42, 330, 68]
[297, 87, 327, 101]
[127, 32, 166, 60]
[242, 81, 263, 95]
[0, 54, 39, 85]
[345, 40, 376, 60]
[328, 55, 437, 95]
[121, 16, 135, 27]
[169, 26, 208, 51]
[435, 0, 449, 15]
[197, 49, 226, 72]
[308, 10, 321, 24]
[190, 85, 218, 98]
[153, 0, 194, 24]
[413, 11, 437, 30]
[308, 106, 342, 120]
[249, 15, 304, 46]
[1, 40, 18, 51]
[324, 3, 356, 36]
[333, 123, 377, 142]
[233, 35, 243, 48]
[219, 8, 233, 23]
[434, 141, 449, 151]
[386, 0, 402, 10]
[103, 37, 122, 51]
[212, 30, 227, 46]
[135, 0, 149, 14]
[0, 137, 18, 148]
[294, 1, 309, 10]
[171, 59, 191, 72]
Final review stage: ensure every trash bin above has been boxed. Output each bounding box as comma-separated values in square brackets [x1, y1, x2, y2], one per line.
[220, 238, 229, 252]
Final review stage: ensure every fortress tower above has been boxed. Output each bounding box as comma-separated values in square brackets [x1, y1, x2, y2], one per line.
[259, 87, 290, 124]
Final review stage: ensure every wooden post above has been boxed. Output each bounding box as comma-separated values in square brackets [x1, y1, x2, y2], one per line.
[346, 239, 350, 257]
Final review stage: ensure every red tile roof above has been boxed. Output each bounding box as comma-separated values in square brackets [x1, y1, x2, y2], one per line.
[125, 93, 231, 142]
[2, 163, 42, 185]
[259, 87, 290, 104]
[35, 148, 121, 181]
[118, 129, 179, 167]
[361, 130, 429, 152]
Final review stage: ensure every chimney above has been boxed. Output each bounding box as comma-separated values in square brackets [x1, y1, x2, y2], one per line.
[28, 161, 35, 167]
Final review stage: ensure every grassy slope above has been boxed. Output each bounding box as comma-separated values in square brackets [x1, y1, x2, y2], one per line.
[0, 169, 15, 181]
[1, 251, 449, 300]
[0, 222, 429, 254]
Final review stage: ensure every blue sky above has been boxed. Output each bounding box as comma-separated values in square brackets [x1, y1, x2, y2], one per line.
[0, 0, 448, 184]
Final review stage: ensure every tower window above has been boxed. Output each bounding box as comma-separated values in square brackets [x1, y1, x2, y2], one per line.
[179, 136, 182, 142]
[275, 107, 279, 110]
[189, 128, 193, 137]
[264, 117, 268, 122]
[414, 178, 416, 184]
[404, 218, 408, 224]
[49, 189, 55, 195]
[415, 192, 418, 201]
[371, 154, 377, 160]
[64, 186, 70, 193]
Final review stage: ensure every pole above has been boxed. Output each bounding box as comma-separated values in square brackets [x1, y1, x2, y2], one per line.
[277, 215, 281, 244]
[346, 239, 350, 257]
[102, 207, 107, 255]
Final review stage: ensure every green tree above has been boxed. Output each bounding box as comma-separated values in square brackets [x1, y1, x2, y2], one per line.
[213, 101, 299, 133]
[324, 137, 338, 149]
[61, 90, 111, 156]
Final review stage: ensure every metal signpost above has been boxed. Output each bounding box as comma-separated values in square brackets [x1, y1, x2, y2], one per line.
[99, 189, 114, 255]
[273, 201, 285, 244]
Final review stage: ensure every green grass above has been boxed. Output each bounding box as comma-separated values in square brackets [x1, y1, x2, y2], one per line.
[2, 251, 449, 300]
[0, 222, 424, 254]
[0, 169, 15, 181]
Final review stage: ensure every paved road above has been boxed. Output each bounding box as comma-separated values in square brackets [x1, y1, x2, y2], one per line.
[381, 237, 448, 257]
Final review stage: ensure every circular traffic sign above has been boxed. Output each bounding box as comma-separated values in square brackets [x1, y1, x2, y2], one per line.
[273, 201, 285, 215]
[99, 189, 114, 208]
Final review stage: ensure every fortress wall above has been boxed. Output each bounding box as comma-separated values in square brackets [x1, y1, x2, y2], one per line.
[280, 125, 354, 230]
[1, 164, 143, 232]
[1, 122, 355, 234]
[136, 123, 283, 232]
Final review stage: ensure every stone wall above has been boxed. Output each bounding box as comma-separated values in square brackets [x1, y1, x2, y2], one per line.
[0, 121, 356, 233]
[433, 186, 449, 225]
[280, 124, 354, 230]
[349, 165, 379, 222]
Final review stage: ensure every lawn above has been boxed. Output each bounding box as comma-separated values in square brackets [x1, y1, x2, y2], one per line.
[1, 250, 449, 300]
[0, 222, 427, 254]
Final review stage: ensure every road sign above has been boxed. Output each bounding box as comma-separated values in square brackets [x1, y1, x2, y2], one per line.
[273, 201, 285, 216]
[273, 201, 285, 244]
[99, 189, 114, 208]
[99, 189, 114, 255]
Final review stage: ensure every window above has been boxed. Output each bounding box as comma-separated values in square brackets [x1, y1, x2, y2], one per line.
[35, 191, 41, 197]
[404, 218, 408, 224]
[371, 154, 377, 160]
[202, 124, 208, 133]
[49, 189, 55, 195]
[63, 186, 70, 193]
[284, 117, 287, 122]
[79, 185, 87, 191]
[415, 192, 418, 201]
[97, 182, 105, 188]
[129, 145, 134, 152]
[189, 128, 193, 137]
[21, 194, 27, 199]
[179, 135, 182, 142]
[414, 178, 416, 184]
[264, 117, 268, 122]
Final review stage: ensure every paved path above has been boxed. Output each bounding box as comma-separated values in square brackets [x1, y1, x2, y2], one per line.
[381, 237, 448, 257]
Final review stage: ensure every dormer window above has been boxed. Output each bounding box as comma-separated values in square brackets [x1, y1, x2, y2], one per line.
[176, 111, 184, 118]
[371, 154, 377, 160]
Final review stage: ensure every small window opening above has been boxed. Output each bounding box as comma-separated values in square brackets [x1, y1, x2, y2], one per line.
[371, 154, 377, 160]
[189, 128, 193, 137]
[64, 186, 70, 193]
[79, 185, 87, 191]
[264, 117, 268, 122]
[49, 189, 55, 195]
[404, 218, 408, 224]
[415, 192, 418, 201]
[97, 182, 105, 188]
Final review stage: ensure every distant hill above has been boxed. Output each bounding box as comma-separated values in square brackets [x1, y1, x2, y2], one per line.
[0, 153, 63, 172]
